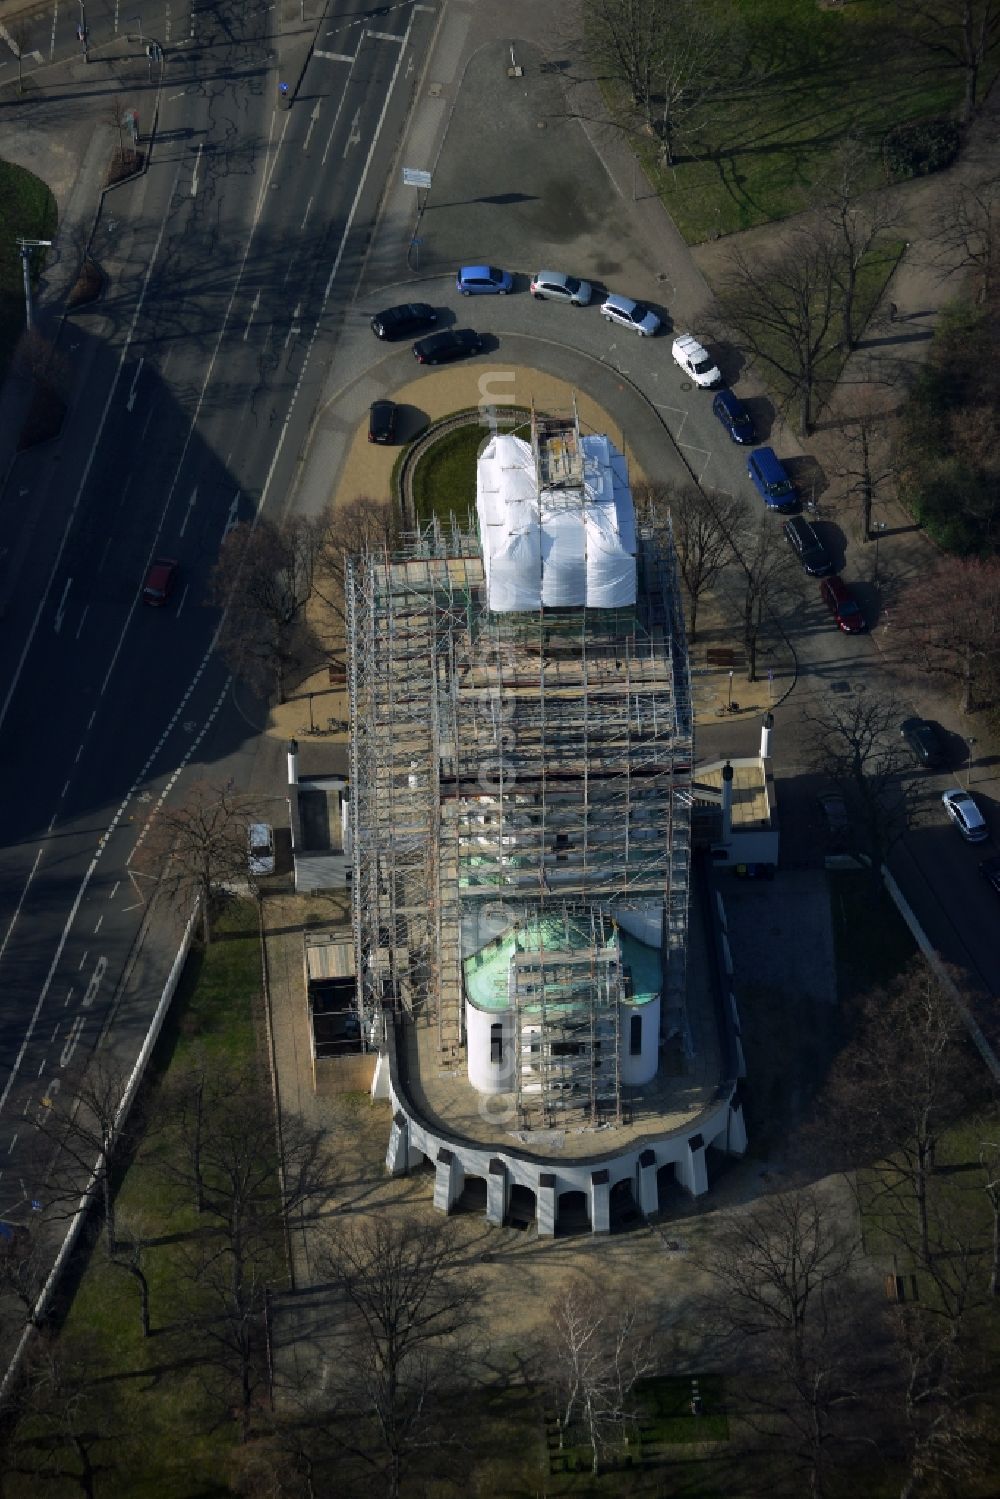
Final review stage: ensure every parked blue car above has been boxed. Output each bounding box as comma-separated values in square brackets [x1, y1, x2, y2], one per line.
[747, 447, 798, 512]
[712, 388, 755, 444]
[456, 265, 513, 295]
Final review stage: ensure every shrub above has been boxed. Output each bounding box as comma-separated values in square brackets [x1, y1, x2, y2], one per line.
[883, 119, 961, 180]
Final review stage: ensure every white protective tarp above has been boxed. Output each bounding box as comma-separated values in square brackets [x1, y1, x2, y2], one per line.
[476, 432, 637, 612]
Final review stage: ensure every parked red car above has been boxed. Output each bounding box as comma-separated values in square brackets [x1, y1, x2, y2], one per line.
[820, 575, 866, 633]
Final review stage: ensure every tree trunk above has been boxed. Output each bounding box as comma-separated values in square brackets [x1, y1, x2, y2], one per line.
[989, 1190, 1000, 1297]
[200, 887, 212, 947]
[688, 592, 699, 643]
[118, 1257, 151, 1336]
[103, 1173, 116, 1258]
[799, 380, 812, 438]
[915, 1141, 931, 1264]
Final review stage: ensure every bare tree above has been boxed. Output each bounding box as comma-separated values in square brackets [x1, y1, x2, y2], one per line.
[3, 1332, 122, 1497]
[211, 516, 327, 704]
[317, 1216, 479, 1499]
[638, 479, 746, 642]
[107, 99, 130, 160]
[0, 1227, 48, 1328]
[817, 139, 898, 350]
[714, 224, 841, 434]
[137, 778, 259, 945]
[890, 1305, 986, 1499]
[977, 1133, 1000, 1297]
[897, 0, 1000, 122]
[159, 1066, 331, 1305]
[930, 174, 1000, 303]
[700, 1189, 863, 1499]
[112, 1210, 152, 1338]
[730, 509, 798, 681]
[546, 1278, 655, 1474]
[315, 495, 397, 651]
[896, 555, 1000, 713]
[582, 0, 745, 166]
[817, 959, 976, 1265]
[831, 397, 898, 543]
[35, 1055, 133, 1257]
[804, 689, 914, 880]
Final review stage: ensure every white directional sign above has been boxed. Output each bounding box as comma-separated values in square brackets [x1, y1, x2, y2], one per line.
[402, 167, 432, 189]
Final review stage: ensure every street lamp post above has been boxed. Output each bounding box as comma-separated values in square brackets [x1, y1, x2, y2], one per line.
[15, 237, 53, 332]
[873, 520, 887, 584]
[727, 669, 734, 711]
[966, 737, 977, 790]
[78, 0, 89, 62]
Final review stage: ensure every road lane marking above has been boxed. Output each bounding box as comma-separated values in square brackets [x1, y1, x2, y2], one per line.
[178, 485, 197, 537]
[344, 108, 361, 157]
[50, 1024, 59, 1041]
[190, 141, 203, 196]
[126, 356, 144, 411]
[176, 583, 189, 618]
[109, 882, 119, 901]
[82, 956, 107, 1007]
[303, 100, 320, 151]
[60, 780, 70, 799]
[36, 1058, 46, 1077]
[60, 1016, 85, 1069]
[300, 195, 314, 230]
[74, 743, 83, 762]
[7, 1134, 16, 1154]
[243, 289, 260, 342]
[64, 987, 73, 1006]
[321, 41, 362, 167]
[75, 605, 89, 640]
[367, 31, 404, 42]
[315, 50, 353, 61]
[54, 577, 72, 632]
[140, 405, 155, 442]
[222, 490, 240, 541]
[0, 848, 43, 967]
[93, 915, 103, 934]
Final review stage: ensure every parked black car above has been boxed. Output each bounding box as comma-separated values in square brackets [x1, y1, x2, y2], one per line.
[413, 329, 483, 365]
[368, 400, 398, 444]
[370, 303, 437, 340]
[783, 514, 833, 576]
[900, 716, 947, 769]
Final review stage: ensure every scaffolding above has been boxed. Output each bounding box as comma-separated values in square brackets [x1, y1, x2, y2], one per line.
[347, 421, 693, 1125]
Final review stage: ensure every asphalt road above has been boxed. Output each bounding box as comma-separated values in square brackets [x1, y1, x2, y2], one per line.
[0, 0, 436, 1216]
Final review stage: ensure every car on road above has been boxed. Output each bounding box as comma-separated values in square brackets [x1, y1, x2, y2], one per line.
[712, 388, 755, 444]
[671, 333, 721, 387]
[412, 329, 484, 365]
[783, 514, 833, 576]
[370, 303, 437, 340]
[900, 716, 947, 769]
[0, 1221, 29, 1254]
[142, 557, 178, 606]
[941, 788, 989, 842]
[820, 575, 866, 633]
[981, 854, 1000, 896]
[747, 447, 797, 512]
[368, 400, 398, 445]
[248, 822, 275, 876]
[600, 294, 660, 337]
[817, 791, 850, 851]
[456, 265, 512, 296]
[529, 270, 592, 305]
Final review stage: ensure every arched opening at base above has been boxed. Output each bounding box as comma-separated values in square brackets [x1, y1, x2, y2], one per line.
[507, 1183, 536, 1230]
[455, 1175, 487, 1214]
[656, 1161, 685, 1216]
[610, 1176, 641, 1232]
[556, 1189, 590, 1236]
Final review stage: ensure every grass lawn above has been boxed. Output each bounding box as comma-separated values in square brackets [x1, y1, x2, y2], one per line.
[0, 160, 57, 374]
[623, 0, 972, 242]
[7, 900, 268, 1499]
[829, 868, 916, 999]
[411, 422, 487, 527]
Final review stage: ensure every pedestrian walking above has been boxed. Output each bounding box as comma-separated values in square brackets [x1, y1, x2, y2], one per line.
[888, 301, 898, 322]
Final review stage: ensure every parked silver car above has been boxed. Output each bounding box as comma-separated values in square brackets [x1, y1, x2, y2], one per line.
[941, 789, 988, 842]
[529, 270, 592, 306]
[600, 294, 660, 336]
